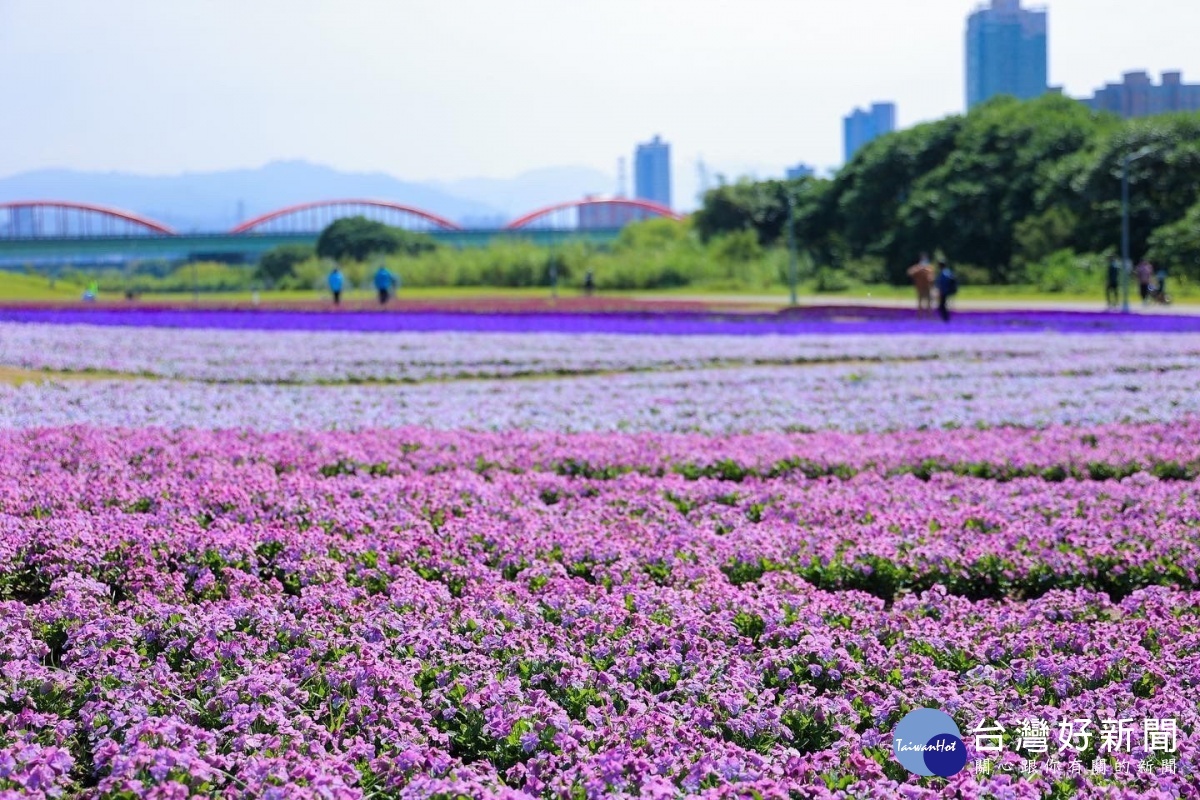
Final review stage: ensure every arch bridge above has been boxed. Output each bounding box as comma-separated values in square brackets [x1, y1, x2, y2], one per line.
[0, 201, 176, 239]
[229, 199, 463, 234]
[505, 197, 679, 231]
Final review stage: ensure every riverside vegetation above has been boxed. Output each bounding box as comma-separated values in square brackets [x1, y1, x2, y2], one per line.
[28, 95, 1200, 297]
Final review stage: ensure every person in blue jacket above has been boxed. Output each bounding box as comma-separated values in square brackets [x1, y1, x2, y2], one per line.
[935, 260, 957, 323]
[373, 265, 398, 305]
[327, 266, 345, 305]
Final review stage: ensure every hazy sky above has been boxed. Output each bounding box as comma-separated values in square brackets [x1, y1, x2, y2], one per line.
[3, 0, 1199, 198]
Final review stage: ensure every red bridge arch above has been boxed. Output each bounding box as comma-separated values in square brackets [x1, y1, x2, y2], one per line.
[230, 199, 463, 234]
[505, 198, 680, 230]
[0, 200, 176, 238]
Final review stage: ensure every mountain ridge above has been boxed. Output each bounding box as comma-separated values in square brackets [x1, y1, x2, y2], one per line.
[0, 161, 615, 231]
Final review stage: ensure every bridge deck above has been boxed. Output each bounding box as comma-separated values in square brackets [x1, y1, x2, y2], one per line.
[0, 229, 622, 267]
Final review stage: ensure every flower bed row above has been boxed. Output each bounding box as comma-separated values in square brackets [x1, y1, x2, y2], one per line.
[7, 306, 1200, 335]
[8, 323, 1191, 384]
[12, 422, 1191, 485]
[4, 359, 1200, 433]
[2, 427, 1198, 797]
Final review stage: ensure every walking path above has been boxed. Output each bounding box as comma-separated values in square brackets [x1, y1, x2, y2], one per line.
[635, 292, 1199, 314]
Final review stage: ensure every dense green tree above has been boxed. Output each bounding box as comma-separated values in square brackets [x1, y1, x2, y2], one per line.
[831, 114, 963, 275]
[255, 244, 314, 286]
[922, 96, 1103, 279]
[696, 95, 1200, 286]
[315, 216, 437, 262]
[710, 229, 763, 265]
[1147, 201, 1200, 281]
[1012, 205, 1080, 273]
[1044, 114, 1200, 261]
[615, 216, 691, 251]
[694, 178, 818, 246]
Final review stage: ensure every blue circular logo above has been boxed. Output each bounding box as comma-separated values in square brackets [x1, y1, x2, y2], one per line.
[893, 709, 967, 777]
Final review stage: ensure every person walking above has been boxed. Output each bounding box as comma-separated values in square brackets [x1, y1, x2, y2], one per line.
[327, 266, 345, 305]
[583, 269, 596, 297]
[906, 253, 935, 317]
[1155, 263, 1169, 302]
[934, 260, 957, 323]
[1135, 259, 1154, 305]
[373, 265, 397, 305]
[1106, 258, 1121, 309]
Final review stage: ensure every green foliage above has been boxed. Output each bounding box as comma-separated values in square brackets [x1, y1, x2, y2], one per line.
[731, 611, 766, 642]
[1047, 114, 1200, 264]
[256, 244, 315, 287]
[615, 216, 689, 250]
[814, 267, 853, 293]
[693, 177, 825, 247]
[710, 229, 764, 265]
[840, 256, 887, 285]
[85, 261, 255, 294]
[0, 270, 81, 300]
[833, 114, 965, 276]
[1014, 206, 1081, 268]
[379, 239, 582, 289]
[1022, 250, 1109, 293]
[375, 218, 786, 292]
[38, 104, 1200, 296]
[696, 97, 1200, 287]
[315, 216, 437, 262]
[1147, 201, 1200, 281]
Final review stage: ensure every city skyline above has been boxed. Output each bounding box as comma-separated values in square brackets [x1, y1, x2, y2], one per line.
[1082, 70, 1200, 118]
[3, 0, 1200, 206]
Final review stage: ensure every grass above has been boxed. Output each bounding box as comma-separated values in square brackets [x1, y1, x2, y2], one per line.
[637, 279, 1200, 306]
[0, 365, 141, 385]
[3, 270, 1198, 309]
[0, 272, 83, 301]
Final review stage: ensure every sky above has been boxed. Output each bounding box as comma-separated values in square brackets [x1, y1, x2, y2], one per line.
[3, 0, 1200, 207]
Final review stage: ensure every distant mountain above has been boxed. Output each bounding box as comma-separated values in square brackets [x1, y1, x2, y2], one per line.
[432, 165, 616, 219]
[0, 161, 504, 232]
[0, 161, 624, 232]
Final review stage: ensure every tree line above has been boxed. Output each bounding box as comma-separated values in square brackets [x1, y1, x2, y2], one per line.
[242, 95, 1200, 294]
[695, 94, 1200, 288]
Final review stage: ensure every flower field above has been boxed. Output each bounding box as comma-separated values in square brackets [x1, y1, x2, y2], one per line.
[3, 321, 1200, 433]
[2, 311, 1199, 798]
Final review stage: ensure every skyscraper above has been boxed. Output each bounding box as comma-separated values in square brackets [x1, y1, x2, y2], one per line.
[843, 103, 896, 163]
[1083, 71, 1200, 118]
[785, 163, 815, 180]
[966, 0, 1048, 110]
[634, 135, 672, 210]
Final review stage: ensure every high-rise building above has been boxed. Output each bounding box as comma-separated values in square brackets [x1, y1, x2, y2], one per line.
[578, 197, 660, 230]
[785, 163, 816, 180]
[634, 135, 672, 209]
[966, 0, 1048, 110]
[1083, 71, 1200, 118]
[843, 103, 896, 163]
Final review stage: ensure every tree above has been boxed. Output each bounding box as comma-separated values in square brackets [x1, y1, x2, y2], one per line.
[1045, 114, 1200, 260]
[1013, 205, 1080, 271]
[891, 95, 1104, 281]
[831, 113, 964, 273]
[1147, 201, 1200, 281]
[315, 216, 437, 262]
[683, 99, 1200, 286]
[694, 177, 827, 247]
[792, 94, 1109, 283]
[256, 244, 314, 287]
[615, 217, 690, 251]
